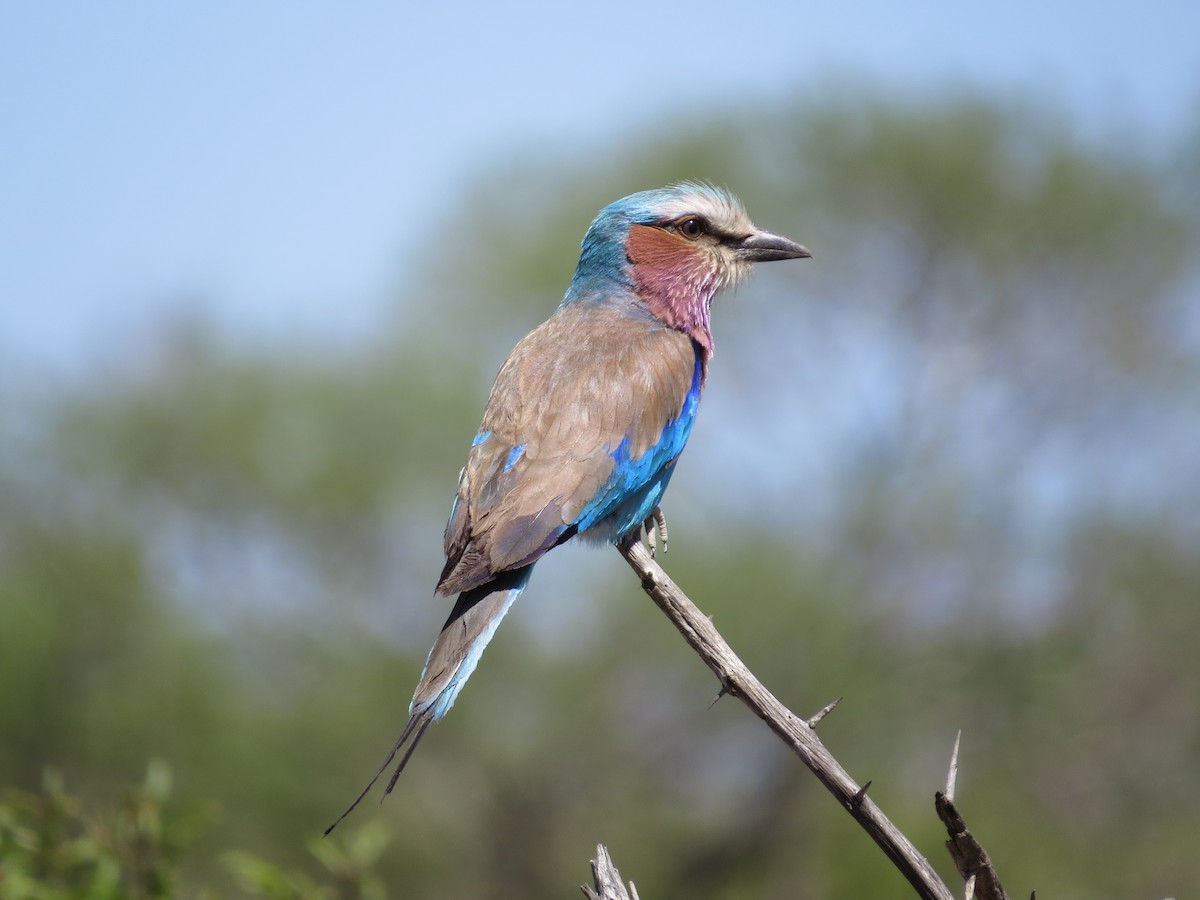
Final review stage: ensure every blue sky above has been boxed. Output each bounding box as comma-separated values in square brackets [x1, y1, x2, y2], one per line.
[2, 1, 1197, 372]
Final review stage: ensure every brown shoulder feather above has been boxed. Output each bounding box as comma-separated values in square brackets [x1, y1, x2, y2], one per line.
[437, 301, 696, 595]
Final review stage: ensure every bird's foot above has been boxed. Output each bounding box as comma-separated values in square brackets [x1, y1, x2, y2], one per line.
[642, 507, 669, 558]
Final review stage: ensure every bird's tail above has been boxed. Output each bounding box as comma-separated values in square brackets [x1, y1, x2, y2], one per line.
[324, 566, 532, 835]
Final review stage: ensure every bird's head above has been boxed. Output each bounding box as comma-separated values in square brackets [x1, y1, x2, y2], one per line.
[565, 182, 809, 355]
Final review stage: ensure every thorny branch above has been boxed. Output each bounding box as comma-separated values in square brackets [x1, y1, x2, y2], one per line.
[605, 536, 1013, 900]
[936, 731, 1012, 900]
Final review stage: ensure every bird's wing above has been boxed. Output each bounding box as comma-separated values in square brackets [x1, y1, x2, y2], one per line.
[437, 301, 699, 595]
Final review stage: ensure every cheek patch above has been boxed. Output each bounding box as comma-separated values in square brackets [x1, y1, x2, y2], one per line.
[626, 224, 693, 267]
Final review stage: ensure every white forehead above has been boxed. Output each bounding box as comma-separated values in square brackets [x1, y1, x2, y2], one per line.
[647, 184, 755, 235]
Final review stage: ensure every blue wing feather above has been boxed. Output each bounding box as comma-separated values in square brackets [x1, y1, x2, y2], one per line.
[574, 352, 702, 538]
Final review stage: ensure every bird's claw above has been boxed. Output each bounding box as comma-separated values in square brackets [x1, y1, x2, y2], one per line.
[642, 508, 669, 558]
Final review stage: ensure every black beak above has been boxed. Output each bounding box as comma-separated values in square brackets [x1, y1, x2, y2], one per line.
[735, 229, 812, 263]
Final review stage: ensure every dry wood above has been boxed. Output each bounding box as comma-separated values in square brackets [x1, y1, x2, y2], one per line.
[615, 536, 958, 900]
[581, 843, 639, 900]
[935, 791, 1010, 900]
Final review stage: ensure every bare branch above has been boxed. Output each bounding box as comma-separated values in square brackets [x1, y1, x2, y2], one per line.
[617, 538, 955, 900]
[581, 844, 639, 900]
[935, 792, 1010, 900]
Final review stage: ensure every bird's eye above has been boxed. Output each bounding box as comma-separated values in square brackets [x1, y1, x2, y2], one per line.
[678, 217, 705, 239]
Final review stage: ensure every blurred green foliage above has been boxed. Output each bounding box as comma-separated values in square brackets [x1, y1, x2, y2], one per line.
[0, 765, 181, 899]
[0, 764, 389, 899]
[2, 87, 1197, 897]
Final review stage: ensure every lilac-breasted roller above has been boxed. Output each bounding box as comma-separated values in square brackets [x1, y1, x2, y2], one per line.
[327, 183, 808, 832]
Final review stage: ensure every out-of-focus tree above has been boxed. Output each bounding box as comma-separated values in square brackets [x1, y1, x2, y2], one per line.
[1, 87, 1197, 898]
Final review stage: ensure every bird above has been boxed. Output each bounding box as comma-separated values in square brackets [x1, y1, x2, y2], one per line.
[326, 182, 808, 834]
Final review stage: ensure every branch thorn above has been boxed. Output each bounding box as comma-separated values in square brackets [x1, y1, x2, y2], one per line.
[807, 697, 842, 728]
[851, 780, 873, 810]
[945, 730, 961, 802]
